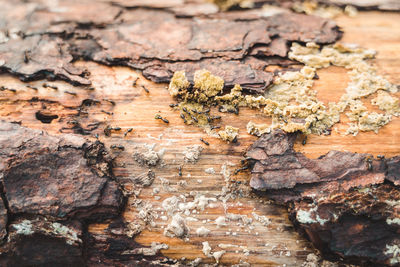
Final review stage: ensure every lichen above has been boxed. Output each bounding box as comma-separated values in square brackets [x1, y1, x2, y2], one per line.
[292, 0, 343, 19]
[164, 214, 189, 238]
[194, 69, 224, 100]
[168, 71, 190, 97]
[51, 222, 81, 245]
[208, 0, 254, 11]
[218, 125, 239, 143]
[168, 42, 398, 140]
[183, 145, 203, 163]
[385, 243, 400, 265]
[246, 121, 270, 136]
[372, 90, 400, 116]
[12, 220, 34, 235]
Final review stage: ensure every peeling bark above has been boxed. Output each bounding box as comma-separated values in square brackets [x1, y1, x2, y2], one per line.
[247, 130, 400, 266]
[0, 0, 341, 92]
[0, 121, 166, 266]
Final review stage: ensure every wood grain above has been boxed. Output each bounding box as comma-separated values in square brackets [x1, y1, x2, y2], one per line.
[0, 11, 399, 266]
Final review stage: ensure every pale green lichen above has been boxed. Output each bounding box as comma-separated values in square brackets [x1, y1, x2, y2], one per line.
[385, 243, 400, 265]
[296, 206, 329, 226]
[12, 220, 34, 235]
[387, 217, 400, 226]
[51, 222, 81, 245]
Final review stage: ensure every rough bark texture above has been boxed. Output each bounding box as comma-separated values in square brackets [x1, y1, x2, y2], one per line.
[320, 0, 400, 11]
[247, 130, 400, 266]
[0, 0, 342, 92]
[0, 121, 169, 266]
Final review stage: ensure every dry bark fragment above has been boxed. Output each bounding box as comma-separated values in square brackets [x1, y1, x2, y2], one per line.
[0, 0, 341, 92]
[0, 121, 123, 221]
[0, 121, 177, 265]
[247, 130, 400, 266]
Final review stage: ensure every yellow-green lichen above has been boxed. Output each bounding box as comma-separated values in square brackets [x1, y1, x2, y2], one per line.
[168, 42, 398, 141]
[168, 71, 190, 97]
[246, 121, 270, 136]
[193, 69, 224, 101]
[292, 1, 357, 19]
[371, 90, 400, 116]
[218, 125, 239, 142]
[208, 0, 254, 11]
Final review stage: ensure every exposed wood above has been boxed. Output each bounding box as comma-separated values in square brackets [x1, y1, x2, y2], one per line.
[0, 8, 399, 267]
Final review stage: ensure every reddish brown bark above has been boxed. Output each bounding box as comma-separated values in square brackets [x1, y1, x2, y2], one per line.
[247, 130, 400, 266]
[0, 0, 342, 92]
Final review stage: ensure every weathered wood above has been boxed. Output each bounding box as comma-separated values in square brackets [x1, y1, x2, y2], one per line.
[0, 9, 399, 267]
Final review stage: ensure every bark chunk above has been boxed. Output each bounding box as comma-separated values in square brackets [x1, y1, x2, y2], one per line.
[0, 121, 123, 221]
[247, 130, 400, 265]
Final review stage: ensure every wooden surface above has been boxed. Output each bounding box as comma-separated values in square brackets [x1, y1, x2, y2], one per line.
[0, 11, 399, 266]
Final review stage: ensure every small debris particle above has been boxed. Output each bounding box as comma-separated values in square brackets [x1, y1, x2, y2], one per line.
[42, 83, 58, 90]
[141, 85, 150, 93]
[183, 145, 203, 163]
[215, 216, 227, 227]
[26, 85, 38, 91]
[124, 128, 133, 136]
[132, 77, 139, 86]
[110, 144, 125, 150]
[155, 114, 169, 124]
[103, 98, 116, 105]
[101, 110, 113, 115]
[205, 167, 215, 174]
[196, 226, 210, 237]
[164, 214, 189, 238]
[133, 145, 161, 166]
[65, 91, 77, 96]
[200, 138, 209, 146]
[202, 241, 212, 257]
[213, 250, 226, 263]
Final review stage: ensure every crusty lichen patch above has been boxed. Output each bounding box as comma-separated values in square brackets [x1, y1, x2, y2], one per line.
[169, 42, 398, 140]
[287, 42, 399, 135]
[372, 90, 400, 116]
[208, 0, 254, 11]
[292, 0, 358, 19]
[385, 243, 400, 265]
[218, 125, 239, 143]
[169, 71, 190, 97]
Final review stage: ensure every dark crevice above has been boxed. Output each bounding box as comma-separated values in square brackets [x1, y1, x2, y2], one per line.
[35, 111, 59, 124]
